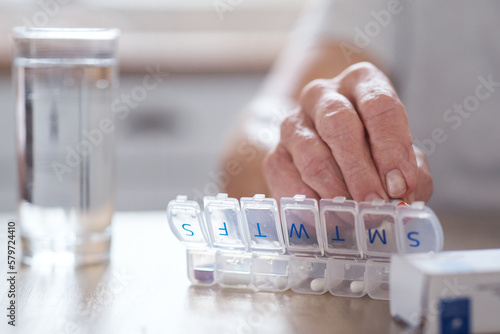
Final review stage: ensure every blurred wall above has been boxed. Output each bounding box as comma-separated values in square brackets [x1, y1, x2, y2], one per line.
[0, 0, 307, 211]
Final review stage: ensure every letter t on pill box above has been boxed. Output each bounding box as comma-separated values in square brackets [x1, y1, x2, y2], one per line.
[320, 197, 367, 298]
[241, 194, 290, 292]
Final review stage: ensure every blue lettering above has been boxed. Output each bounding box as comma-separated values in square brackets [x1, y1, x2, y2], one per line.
[368, 229, 387, 244]
[218, 222, 228, 236]
[407, 231, 420, 247]
[289, 223, 310, 239]
[182, 223, 194, 237]
[331, 225, 345, 241]
[254, 223, 267, 238]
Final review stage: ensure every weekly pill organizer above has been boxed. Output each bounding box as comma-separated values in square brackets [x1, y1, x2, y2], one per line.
[167, 194, 444, 300]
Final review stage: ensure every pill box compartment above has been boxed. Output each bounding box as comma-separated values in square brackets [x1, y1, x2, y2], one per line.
[320, 197, 362, 258]
[327, 258, 367, 298]
[365, 259, 391, 300]
[252, 254, 290, 292]
[215, 250, 253, 290]
[241, 195, 289, 292]
[187, 249, 216, 286]
[358, 200, 398, 259]
[167, 196, 216, 286]
[289, 256, 328, 294]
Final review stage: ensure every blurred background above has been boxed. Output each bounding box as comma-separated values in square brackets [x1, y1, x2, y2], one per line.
[0, 0, 308, 211]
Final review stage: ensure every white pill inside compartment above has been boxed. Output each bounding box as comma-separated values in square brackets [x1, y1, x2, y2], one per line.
[350, 280, 365, 294]
[310, 278, 325, 292]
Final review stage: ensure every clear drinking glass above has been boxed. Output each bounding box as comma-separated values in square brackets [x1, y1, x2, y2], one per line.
[12, 27, 120, 265]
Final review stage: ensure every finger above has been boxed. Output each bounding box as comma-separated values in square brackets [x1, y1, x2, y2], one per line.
[299, 79, 389, 202]
[263, 144, 319, 200]
[279, 111, 350, 199]
[338, 62, 417, 199]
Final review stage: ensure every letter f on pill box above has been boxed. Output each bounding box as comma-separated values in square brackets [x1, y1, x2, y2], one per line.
[204, 193, 247, 250]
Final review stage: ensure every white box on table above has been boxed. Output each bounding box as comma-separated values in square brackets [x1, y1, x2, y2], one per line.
[390, 249, 500, 334]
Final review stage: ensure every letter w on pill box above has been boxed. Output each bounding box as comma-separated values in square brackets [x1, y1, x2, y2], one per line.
[167, 194, 444, 300]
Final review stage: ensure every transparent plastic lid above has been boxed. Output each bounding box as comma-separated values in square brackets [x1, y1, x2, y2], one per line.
[167, 195, 209, 248]
[280, 195, 323, 256]
[395, 201, 444, 254]
[12, 27, 120, 60]
[358, 200, 398, 258]
[204, 193, 247, 250]
[320, 197, 362, 258]
[240, 194, 286, 253]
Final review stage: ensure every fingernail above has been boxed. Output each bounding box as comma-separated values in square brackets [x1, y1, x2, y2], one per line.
[386, 169, 407, 198]
[364, 193, 382, 202]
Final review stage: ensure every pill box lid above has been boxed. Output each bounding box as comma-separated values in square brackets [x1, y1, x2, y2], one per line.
[320, 197, 362, 258]
[240, 194, 286, 253]
[280, 195, 324, 256]
[395, 202, 444, 254]
[167, 195, 210, 248]
[357, 200, 398, 258]
[203, 193, 247, 250]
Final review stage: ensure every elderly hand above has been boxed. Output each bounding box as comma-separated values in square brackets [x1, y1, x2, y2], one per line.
[263, 62, 432, 203]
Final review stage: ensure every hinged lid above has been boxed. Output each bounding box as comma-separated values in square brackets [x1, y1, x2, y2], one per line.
[320, 197, 362, 258]
[395, 202, 444, 254]
[204, 193, 247, 250]
[358, 200, 398, 258]
[167, 195, 209, 248]
[280, 195, 323, 256]
[240, 194, 286, 253]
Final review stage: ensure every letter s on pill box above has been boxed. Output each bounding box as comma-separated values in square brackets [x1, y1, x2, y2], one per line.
[390, 249, 500, 334]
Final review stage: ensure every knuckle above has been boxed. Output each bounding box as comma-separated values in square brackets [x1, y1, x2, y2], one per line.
[279, 115, 298, 138]
[344, 61, 379, 78]
[262, 149, 283, 176]
[359, 92, 405, 123]
[300, 79, 330, 104]
[316, 106, 360, 144]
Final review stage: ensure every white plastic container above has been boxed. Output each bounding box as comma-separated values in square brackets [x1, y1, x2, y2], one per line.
[390, 249, 500, 334]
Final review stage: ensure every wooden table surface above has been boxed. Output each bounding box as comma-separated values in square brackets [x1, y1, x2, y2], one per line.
[1, 210, 499, 334]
